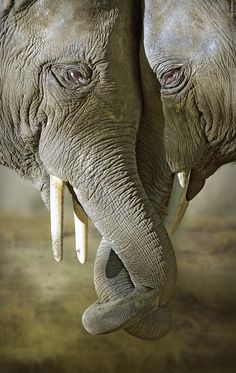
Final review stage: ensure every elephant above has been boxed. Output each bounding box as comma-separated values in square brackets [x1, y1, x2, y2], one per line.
[85, 0, 236, 339]
[143, 0, 236, 200]
[0, 0, 185, 340]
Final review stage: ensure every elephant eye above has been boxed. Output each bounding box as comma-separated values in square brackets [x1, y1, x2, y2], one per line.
[163, 71, 176, 85]
[66, 65, 92, 87]
[51, 63, 93, 90]
[161, 68, 182, 88]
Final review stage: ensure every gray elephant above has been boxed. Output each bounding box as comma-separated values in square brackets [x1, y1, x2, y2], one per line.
[86, 0, 236, 339]
[143, 0, 236, 199]
[0, 0, 182, 340]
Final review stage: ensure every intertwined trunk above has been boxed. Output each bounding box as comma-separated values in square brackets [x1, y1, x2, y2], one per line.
[89, 46, 177, 339]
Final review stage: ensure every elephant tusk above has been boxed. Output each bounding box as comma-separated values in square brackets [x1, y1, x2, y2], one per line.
[50, 175, 65, 262]
[177, 172, 186, 189]
[73, 198, 88, 264]
[164, 171, 191, 236]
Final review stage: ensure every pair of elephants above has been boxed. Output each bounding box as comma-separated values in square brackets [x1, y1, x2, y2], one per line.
[0, 0, 235, 340]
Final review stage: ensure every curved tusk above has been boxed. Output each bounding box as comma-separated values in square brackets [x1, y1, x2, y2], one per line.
[164, 171, 191, 236]
[73, 198, 88, 264]
[50, 175, 65, 262]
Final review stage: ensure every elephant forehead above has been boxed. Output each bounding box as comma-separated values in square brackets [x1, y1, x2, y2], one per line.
[16, 0, 117, 17]
[144, 0, 232, 67]
[14, 0, 119, 50]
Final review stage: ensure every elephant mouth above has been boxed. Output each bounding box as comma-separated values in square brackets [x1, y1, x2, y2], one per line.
[181, 147, 236, 201]
[186, 170, 205, 201]
[186, 161, 223, 201]
[169, 166, 208, 201]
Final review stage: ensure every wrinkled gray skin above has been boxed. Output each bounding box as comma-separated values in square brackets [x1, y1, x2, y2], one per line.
[144, 0, 236, 200]
[0, 0, 176, 339]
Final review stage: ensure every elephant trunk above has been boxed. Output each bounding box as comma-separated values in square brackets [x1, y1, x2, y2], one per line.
[93, 239, 172, 339]
[72, 142, 176, 335]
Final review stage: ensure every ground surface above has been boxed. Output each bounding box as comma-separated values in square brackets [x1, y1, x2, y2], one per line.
[0, 215, 235, 373]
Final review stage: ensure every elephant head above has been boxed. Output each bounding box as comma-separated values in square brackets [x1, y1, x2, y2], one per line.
[0, 0, 179, 337]
[143, 0, 236, 200]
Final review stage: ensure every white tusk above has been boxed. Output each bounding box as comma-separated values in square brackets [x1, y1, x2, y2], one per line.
[164, 171, 191, 236]
[178, 172, 186, 189]
[73, 198, 88, 264]
[50, 175, 65, 262]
